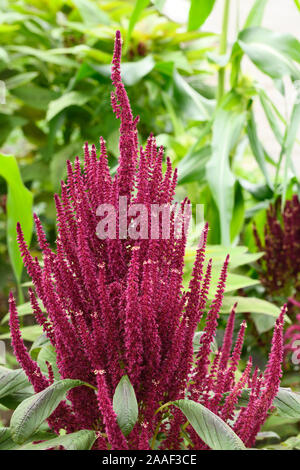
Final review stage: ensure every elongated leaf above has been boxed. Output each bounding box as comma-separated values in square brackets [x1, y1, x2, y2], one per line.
[0, 367, 29, 400]
[10, 379, 86, 444]
[282, 102, 300, 206]
[206, 96, 245, 245]
[259, 90, 284, 145]
[46, 91, 91, 121]
[188, 0, 216, 31]
[94, 55, 155, 86]
[128, 0, 150, 44]
[0, 154, 33, 285]
[113, 375, 138, 437]
[22, 429, 96, 450]
[247, 110, 272, 188]
[273, 388, 300, 419]
[177, 145, 211, 184]
[1, 299, 45, 324]
[239, 27, 300, 80]
[71, 0, 110, 25]
[0, 325, 42, 342]
[0, 428, 18, 450]
[219, 296, 287, 321]
[244, 0, 268, 29]
[174, 399, 245, 450]
[173, 71, 214, 121]
[37, 344, 60, 381]
[295, 0, 300, 12]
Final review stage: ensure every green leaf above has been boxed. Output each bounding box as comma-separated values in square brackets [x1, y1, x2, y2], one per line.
[1, 299, 45, 324]
[177, 145, 211, 184]
[46, 91, 91, 121]
[0, 325, 42, 342]
[247, 109, 272, 188]
[22, 429, 97, 450]
[5, 72, 39, 90]
[0, 154, 33, 286]
[230, 181, 245, 242]
[188, 0, 216, 31]
[206, 95, 246, 245]
[273, 388, 300, 419]
[10, 379, 86, 444]
[113, 375, 138, 437]
[173, 71, 214, 121]
[94, 55, 155, 86]
[128, 0, 150, 44]
[282, 102, 300, 206]
[219, 296, 287, 320]
[11, 84, 59, 111]
[71, 0, 110, 25]
[37, 344, 60, 381]
[0, 367, 29, 400]
[174, 399, 245, 450]
[244, 0, 268, 29]
[0, 428, 17, 450]
[294, 0, 300, 12]
[238, 27, 300, 80]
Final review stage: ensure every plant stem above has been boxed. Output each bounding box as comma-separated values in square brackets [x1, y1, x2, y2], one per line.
[217, 0, 231, 104]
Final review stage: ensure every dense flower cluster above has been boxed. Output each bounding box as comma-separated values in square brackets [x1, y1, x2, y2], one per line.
[9, 31, 285, 450]
[254, 195, 300, 297]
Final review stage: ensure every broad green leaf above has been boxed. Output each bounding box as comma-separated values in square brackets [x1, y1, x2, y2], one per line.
[273, 388, 300, 419]
[219, 296, 287, 321]
[0, 385, 34, 410]
[173, 71, 214, 121]
[0, 325, 42, 342]
[127, 0, 150, 44]
[94, 55, 155, 86]
[206, 96, 246, 245]
[1, 299, 45, 324]
[11, 84, 59, 111]
[50, 142, 81, 190]
[71, 0, 110, 25]
[37, 344, 60, 381]
[282, 102, 300, 206]
[0, 428, 17, 450]
[11, 379, 86, 444]
[210, 273, 259, 295]
[46, 91, 91, 121]
[113, 375, 138, 437]
[188, 0, 216, 31]
[30, 334, 50, 359]
[174, 399, 245, 450]
[251, 313, 277, 334]
[177, 145, 211, 184]
[0, 367, 29, 400]
[238, 27, 300, 80]
[0, 154, 33, 285]
[21, 429, 97, 450]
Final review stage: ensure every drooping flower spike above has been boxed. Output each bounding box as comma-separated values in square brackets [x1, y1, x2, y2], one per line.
[9, 31, 285, 450]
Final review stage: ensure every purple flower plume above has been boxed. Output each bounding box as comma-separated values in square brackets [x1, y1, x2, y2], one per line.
[9, 31, 285, 450]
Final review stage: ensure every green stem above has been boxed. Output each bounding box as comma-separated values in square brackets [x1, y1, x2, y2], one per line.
[217, 0, 231, 103]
